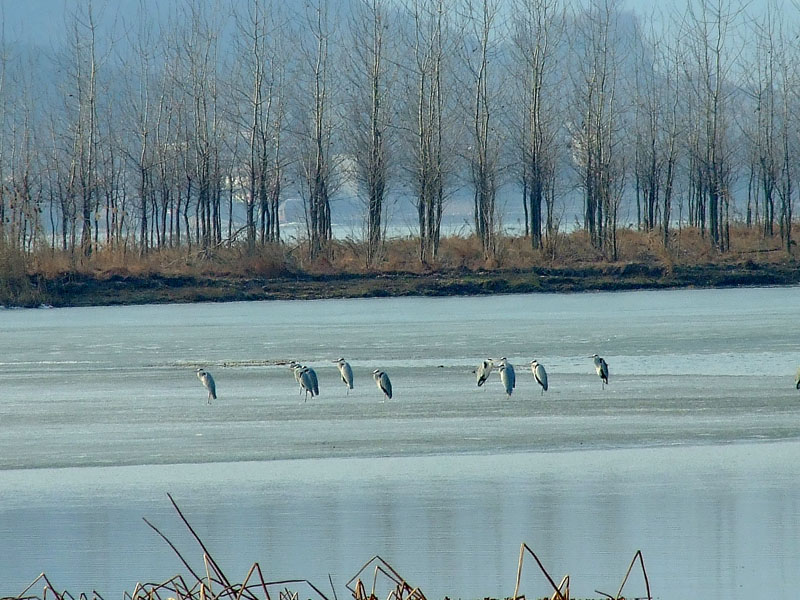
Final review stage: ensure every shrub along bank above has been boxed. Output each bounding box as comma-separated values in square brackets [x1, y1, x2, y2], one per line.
[1, 227, 798, 307]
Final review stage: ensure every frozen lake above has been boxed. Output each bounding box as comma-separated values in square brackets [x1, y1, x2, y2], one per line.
[1, 287, 800, 600]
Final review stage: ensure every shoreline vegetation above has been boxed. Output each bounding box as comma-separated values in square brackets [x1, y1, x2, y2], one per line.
[1, 227, 798, 308]
[6, 496, 648, 600]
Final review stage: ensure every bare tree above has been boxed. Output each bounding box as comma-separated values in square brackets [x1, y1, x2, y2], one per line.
[125, 3, 194, 253]
[344, 0, 394, 266]
[232, 0, 286, 252]
[64, 1, 104, 257]
[460, 0, 503, 259]
[120, 0, 158, 254]
[510, 0, 564, 250]
[681, 0, 745, 252]
[6, 77, 46, 253]
[0, 30, 40, 252]
[174, 0, 227, 253]
[743, 0, 796, 252]
[97, 96, 126, 249]
[772, 2, 796, 252]
[743, 4, 779, 238]
[154, 65, 183, 250]
[631, 10, 682, 247]
[569, 0, 628, 258]
[659, 35, 684, 248]
[258, 11, 286, 247]
[403, 0, 453, 265]
[296, 0, 336, 259]
[0, 24, 7, 245]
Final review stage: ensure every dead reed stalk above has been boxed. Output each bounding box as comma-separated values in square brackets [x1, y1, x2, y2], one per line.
[2, 502, 652, 600]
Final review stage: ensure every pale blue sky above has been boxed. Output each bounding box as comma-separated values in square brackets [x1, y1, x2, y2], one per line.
[0, 0, 794, 58]
[1, 0, 168, 47]
[0, 0, 788, 41]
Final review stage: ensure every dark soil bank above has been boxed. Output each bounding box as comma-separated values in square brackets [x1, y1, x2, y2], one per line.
[18, 262, 800, 307]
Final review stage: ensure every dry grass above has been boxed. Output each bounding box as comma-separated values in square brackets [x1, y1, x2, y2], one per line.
[4, 226, 798, 286]
[25, 243, 295, 279]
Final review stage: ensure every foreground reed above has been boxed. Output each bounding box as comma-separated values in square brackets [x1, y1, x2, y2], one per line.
[1, 494, 652, 600]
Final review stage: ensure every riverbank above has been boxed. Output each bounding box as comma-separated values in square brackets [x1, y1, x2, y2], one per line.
[9, 260, 799, 307]
[2, 227, 799, 307]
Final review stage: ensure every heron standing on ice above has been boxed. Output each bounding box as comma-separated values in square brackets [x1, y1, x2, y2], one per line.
[291, 364, 316, 401]
[530, 360, 548, 395]
[592, 354, 609, 388]
[373, 369, 392, 400]
[195, 368, 217, 404]
[289, 361, 319, 398]
[290, 362, 319, 399]
[289, 362, 303, 394]
[334, 358, 354, 394]
[306, 366, 320, 396]
[496, 358, 515, 396]
[475, 359, 494, 386]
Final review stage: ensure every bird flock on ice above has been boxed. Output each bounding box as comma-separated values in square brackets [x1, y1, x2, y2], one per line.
[194, 354, 613, 404]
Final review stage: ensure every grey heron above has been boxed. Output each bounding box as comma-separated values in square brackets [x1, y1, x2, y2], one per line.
[296, 366, 316, 401]
[475, 359, 494, 386]
[496, 357, 515, 396]
[334, 358, 354, 394]
[289, 361, 319, 397]
[289, 362, 303, 395]
[306, 366, 320, 396]
[530, 360, 548, 395]
[373, 369, 392, 400]
[592, 354, 609, 388]
[195, 368, 217, 404]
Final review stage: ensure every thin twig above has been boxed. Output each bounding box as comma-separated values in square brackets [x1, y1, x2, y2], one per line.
[328, 575, 337, 600]
[167, 493, 234, 590]
[142, 517, 205, 584]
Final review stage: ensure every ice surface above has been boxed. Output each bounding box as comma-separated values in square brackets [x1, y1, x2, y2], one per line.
[1, 287, 800, 599]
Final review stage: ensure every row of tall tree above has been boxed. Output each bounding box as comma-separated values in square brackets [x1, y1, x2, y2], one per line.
[0, 0, 798, 265]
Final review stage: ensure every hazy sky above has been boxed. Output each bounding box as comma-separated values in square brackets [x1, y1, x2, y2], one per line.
[1, 0, 788, 49]
[2, 0, 165, 47]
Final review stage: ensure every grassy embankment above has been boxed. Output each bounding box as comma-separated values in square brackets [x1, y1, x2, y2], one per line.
[1, 226, 798, 307]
